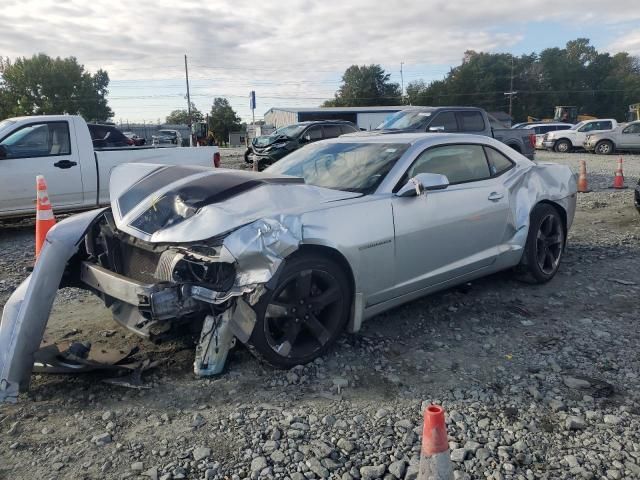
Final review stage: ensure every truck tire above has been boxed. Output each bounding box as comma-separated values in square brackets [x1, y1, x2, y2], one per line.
[554, 140, 571, 153]
[595, 140, 614, 155]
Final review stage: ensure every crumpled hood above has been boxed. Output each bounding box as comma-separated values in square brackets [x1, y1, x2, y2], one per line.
[109, 163, 361, 243]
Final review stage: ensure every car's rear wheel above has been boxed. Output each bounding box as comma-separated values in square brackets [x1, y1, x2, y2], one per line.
[517, 203, 565, 284]
[247, 253, 350, 368]
[595, 140, 614, 155]
[554, 140, 571, 153]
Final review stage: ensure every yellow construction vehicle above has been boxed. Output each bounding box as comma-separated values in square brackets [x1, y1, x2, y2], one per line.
[527, 106, 596, 124]
[627, 103, 640, 122]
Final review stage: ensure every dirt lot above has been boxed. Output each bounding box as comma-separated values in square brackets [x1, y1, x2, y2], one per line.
[0, 150, 639, 480]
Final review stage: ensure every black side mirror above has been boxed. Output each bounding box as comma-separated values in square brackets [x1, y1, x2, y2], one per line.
[0, 145, 6, 159]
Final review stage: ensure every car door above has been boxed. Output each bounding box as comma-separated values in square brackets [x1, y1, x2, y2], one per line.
[427, 111, 458, 132]
[302, 125, 323, 144]
[618, 123, 640, 149]
[0, 120, 83, 214]
[390, 144, 512, 297]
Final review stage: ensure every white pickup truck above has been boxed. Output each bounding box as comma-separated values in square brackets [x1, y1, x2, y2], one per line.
[542, 118, 619, 153]
[0, 115, 220, 219]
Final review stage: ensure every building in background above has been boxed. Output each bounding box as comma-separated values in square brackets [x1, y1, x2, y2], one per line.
[264, 106, 406, 130]
[228, 131, 247, 147]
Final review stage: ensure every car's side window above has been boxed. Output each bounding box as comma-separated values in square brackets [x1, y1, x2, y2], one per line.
[340, 124, 358, 134]
[578, 123, 594, 132]
[484, 147, 514, 176]
[323, 125, 342, 138]
[429, 111, 458, 132]
[623, 123, 640, 134]
[406, 144, 491, 184]
[0, 122, 71, 159]
[305, 126, 323, 141]
[599, 121, 613, 130]
[457, 111, 485, 132]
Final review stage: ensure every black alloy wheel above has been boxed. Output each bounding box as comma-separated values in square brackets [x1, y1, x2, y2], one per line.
[535, 213, 564, 276]
[517, 203, 565, 284]
[247, 254, 350, 367]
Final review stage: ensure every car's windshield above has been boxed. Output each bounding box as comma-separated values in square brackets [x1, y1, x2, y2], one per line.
[270, 124, 305, 139]
[569, 121, 585, 131]
[158, 130, 176, 136]
[376, 110, 434, 130]
[266, 142, 410, 194]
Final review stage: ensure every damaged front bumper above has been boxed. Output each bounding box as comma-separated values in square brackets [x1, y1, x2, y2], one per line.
[0, 209, 302, 404]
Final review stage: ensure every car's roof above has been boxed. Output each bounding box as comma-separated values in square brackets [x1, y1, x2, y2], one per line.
[330, 132, 501, 147]
[523, 122, 574, 128]
[291, 120, 357, 126]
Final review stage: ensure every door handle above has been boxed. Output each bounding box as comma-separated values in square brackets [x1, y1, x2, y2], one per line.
[488, 192, 504, 201]
[53, 160, 77, 169]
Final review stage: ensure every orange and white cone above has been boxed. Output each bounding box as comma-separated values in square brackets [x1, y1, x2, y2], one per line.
[610, 158, 626, 189]
[418, 405, 454, 480]
[35, 175, 56, 259]
[577, 160, 591, 193]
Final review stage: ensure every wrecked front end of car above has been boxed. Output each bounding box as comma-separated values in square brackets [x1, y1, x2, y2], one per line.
[0, 164, 319, 403]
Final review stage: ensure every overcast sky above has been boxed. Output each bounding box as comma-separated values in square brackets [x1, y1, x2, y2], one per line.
[2, 0, 639, 124]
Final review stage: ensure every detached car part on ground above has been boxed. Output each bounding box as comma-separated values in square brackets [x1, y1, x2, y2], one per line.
[0, 134, 576, 403]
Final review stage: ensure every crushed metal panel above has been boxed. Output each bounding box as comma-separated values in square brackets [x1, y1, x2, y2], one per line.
[0, 209, 105, 404]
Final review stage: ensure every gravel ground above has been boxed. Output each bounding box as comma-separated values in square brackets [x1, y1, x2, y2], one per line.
[0, 149, 639, 480]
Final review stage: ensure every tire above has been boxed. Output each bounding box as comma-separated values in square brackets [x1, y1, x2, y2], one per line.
[595, 140, 614, 155]
[244, 148, 253, 164]
[554, 140, 571, 153]
[247, 253, 351, 368]
[517, 203, 565, 284]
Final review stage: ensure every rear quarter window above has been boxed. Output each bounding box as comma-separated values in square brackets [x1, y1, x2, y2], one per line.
[323, 125, 342, 138]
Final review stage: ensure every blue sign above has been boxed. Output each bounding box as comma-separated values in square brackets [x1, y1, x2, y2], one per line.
[249, 91, 256, 110]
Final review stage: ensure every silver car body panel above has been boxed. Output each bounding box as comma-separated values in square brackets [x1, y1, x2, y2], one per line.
[0, 209, 106, 403]
[0, 134, 576, 403]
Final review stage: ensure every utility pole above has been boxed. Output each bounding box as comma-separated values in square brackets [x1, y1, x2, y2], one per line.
[400, 62, 405, 104]
[504, 55, 517, 120]
[184, 54, 192, 146]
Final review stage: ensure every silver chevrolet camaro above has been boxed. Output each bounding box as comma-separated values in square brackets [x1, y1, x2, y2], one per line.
[0, 133, 576, 402]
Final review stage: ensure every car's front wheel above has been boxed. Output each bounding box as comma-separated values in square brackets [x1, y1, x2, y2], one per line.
[554, 140, 571, 153]
[595, 140, 614, 155]
[518, 203, 565, 283]
[247, 253, 350, 368]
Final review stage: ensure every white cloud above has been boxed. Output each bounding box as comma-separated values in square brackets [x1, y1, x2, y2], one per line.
[2, 0, 638, 121]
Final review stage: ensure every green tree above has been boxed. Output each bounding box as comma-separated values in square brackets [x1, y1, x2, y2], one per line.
[405, 39, 640, 122]
[208, 97, 241, 146]
[324, 64, 401, 107]
[165, 102, 204, 124]
[0, 54, 112, 121]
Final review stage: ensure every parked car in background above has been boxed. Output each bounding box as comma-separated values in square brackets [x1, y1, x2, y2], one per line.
[88, 124, 132, 148]
[635, 178, 640, 214]
[123, 131, 147, 146]
[372, 107, 536, 160]
[583, 120, 640, 154]
[0, 132, 577, 402]
[542, 119, 618, 153]
[0, 115, 220, 219]
[247, 120, 359, 168]
[521, 122, 573, 149]
[152, 129, 182, 146]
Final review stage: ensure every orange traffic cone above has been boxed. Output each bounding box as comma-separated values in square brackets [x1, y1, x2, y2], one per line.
[35, 175, 56, 259]
[610, 158, 627, 189]
[418, 405, 454, 480]
[577, 160, 591, 193]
